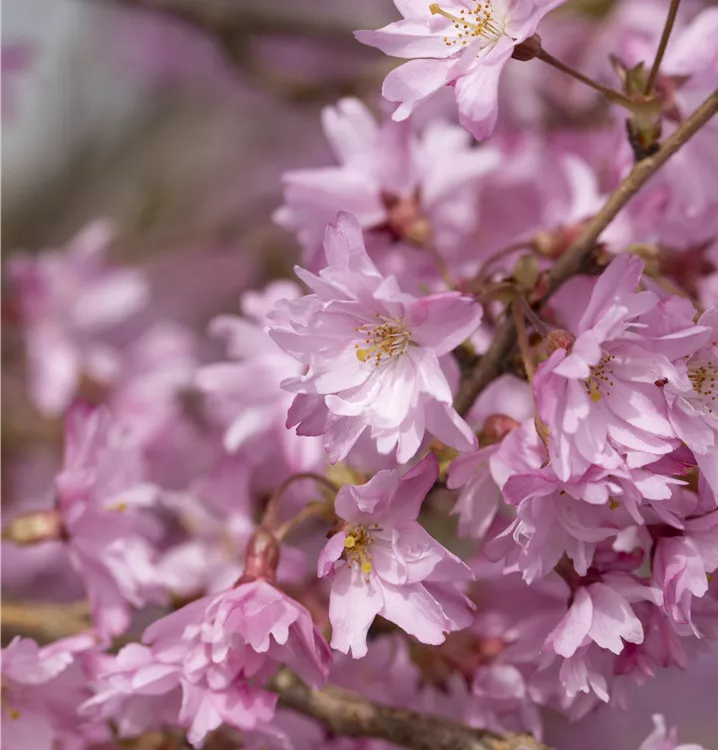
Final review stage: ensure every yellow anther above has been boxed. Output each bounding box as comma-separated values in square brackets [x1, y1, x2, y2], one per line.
[361, 561, 373, 574]
[344, 535, 356, 549]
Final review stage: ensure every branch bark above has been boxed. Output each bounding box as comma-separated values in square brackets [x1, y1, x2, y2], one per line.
[270, 669, 554, 750]
[454, 89, 718, 416]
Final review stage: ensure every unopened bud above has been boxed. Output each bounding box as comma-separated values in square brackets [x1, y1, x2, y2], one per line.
[383, 192, 433, 248]
[482, 414, 520, 444]
[511, 33, 541, 62]
[545, 329, 576, 354]
[238, 527, 280, 585]
[2, 510, 64, 545]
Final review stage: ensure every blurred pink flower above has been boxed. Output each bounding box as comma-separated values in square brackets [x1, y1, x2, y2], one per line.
[8, 221, 148, 415]
[638, 714, 708, 750]
[56, 403, 166, 639]
[275, 96, 499, 264]
[318, 454, 474, 657]
[2, 635, 106, 750]
[197, 281, 324, 473]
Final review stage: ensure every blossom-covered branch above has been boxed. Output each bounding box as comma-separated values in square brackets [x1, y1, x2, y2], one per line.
[454, 88, 718, 416]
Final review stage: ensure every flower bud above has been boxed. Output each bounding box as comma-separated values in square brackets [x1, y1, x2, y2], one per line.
[238, 527, 281, 585]
[482, 414, 520, 444]
[2, 510, 64, 545]
[546, 329, 576, 354]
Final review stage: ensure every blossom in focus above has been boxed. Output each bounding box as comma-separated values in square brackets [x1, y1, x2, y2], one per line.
[270, 212, 482, 464]
[355, 0, 566, 141]
[275, 97, 499, 264]
[196, 281, 324, 472]
[318, 454, 474, 657]
[533, 253, 710, 481]
[2, 635, 106, 750]
[85, 579, 331, 747]
[8, 221, 148, 415]
[56, 402, 166, 639]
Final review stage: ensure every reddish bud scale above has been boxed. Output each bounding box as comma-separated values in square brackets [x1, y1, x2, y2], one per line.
[238, 527, 281, 585]
[482, 413, 520, 444]
[546, 329, 576, 354]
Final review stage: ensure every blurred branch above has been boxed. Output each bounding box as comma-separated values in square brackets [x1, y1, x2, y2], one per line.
[454, 88, 718, 415]
[1, 600, 91, 644]
[88, 0, 355, 50]
[270, 669, 553, 750]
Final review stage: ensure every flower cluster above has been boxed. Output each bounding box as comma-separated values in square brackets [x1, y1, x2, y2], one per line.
[3, 1, 718, 749]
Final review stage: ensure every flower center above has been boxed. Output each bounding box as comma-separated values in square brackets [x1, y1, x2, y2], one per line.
[688, 356, 718, 415]
[585, 353, 616, 402]
[355, 316, 412, 367]
[429, 1, 505, 48]
[343, 525, 376, 575]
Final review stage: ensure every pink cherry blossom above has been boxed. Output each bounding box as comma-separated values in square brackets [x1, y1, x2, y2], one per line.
[85, 579, 331, 747]
[197, 281, 324, 472]
[8, 220, 148, 415]
[56, 402, 167, 639]
[2, 635, 107, 750]
[318, 454, 474, 657]
[355, 0, 566, 141]
[274, 96, 499, 264]
[533, 254, 709, 481]
[652, 511, 718, 636]
[269, 212, 481, 464]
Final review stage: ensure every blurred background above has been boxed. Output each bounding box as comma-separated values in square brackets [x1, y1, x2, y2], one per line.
[2, 0, 717, 747]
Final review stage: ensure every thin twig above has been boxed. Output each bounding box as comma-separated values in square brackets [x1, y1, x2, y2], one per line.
[536, 48, 634, 108]
[512, 297, 536, 382]
[269, 669, 554, 750]
[645, 0, 681, 95]
[454, 89, 718, 416]
[262, 473, 339, 531]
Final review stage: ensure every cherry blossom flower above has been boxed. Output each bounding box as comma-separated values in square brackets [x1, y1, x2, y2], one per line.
[355, 0, 566, 141]
[533, 254, 710, 481]
[318, 454, 474, 657]
[8, 221, 148, 415]
[275, 96, 499, 264]
[652, 511, 718, 636]
[56, 403, 166, 639]
[2, 634, 106, 750]
[196, 281, 324, 473]
[85, 577, 331, 747]
[269, 212, 482, 464]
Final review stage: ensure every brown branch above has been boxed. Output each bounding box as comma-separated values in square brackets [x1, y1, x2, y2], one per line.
[1, 601, 91, 644]
[270, 669, 553, 750]
[454, 89, 718, 416]
[645, 0, 681, 95]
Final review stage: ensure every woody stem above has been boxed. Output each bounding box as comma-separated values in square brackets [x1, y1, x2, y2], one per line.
[644, 0, 681, 95]
[536, 48, 634, 108]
